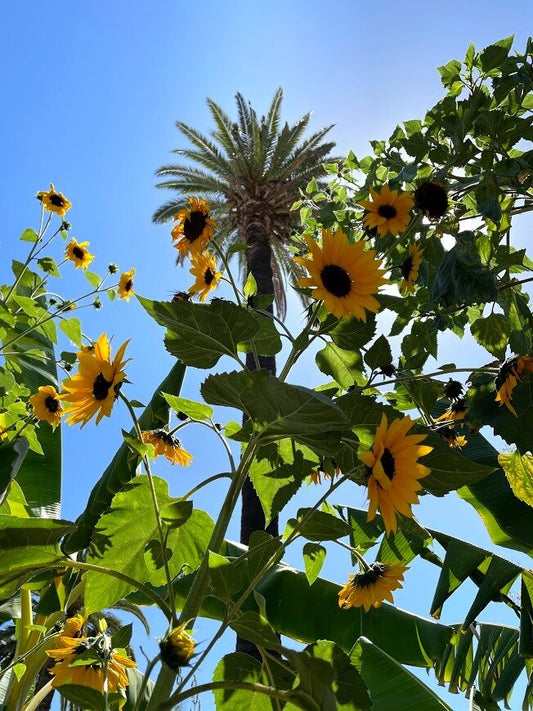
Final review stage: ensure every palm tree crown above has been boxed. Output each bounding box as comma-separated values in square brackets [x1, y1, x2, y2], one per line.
[153, 89, 336, 317]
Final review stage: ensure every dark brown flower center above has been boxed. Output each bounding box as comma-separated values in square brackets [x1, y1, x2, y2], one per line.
[400, 256, 414, 280]
[125, 279, 133, 292]
[73, 246, 85, 260]
[154, 429, 177, 447]
[414, 182, 448, 218]
[184, 210, 207, 242]
[93, 373, 113, 401]
[320, 264, 352, 297]
[45, 395, 60, 413]
[353, 562, 386, 587]
[380, 448, 396, 480]
[377, 204, 397, 219]
[49, 193, 65, 207]
[204, 268, 215, 285]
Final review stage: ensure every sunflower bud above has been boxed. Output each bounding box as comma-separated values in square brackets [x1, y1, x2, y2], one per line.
[108, 263, 119, 274]
[160, 624, 195, 670]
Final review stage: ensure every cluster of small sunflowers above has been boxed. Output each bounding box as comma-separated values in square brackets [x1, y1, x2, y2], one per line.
[36, 184, 136, 301]
[170, 197, 222, 301]
[294, 180, 449, 322]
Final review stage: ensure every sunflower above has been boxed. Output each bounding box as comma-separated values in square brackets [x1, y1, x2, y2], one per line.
[47, 618, 136, 694]
[141, 430, 193, 466]
[443, 379, 464, 402]
[36, 184, 72, 217]
[171, 197, 216, 256]
[295, 229, 387, 320]
[60, 334, 129, 427]
[360, 414, 432, 535]
[435, 397, 468, 425]
[400, 243, 423, 294]
[438, 426, 467, 449]
[160, 623, 195, 670]
[338, 562, 408, 612]
[118, 268, 135, 301]
[359, 185, 414, 237]
[29, 385, 63, 427]
[414, 181, 448, 219]
[65, 238, 95, 270]
[188, 251, 222, 301]
[495, 355, 533, 416]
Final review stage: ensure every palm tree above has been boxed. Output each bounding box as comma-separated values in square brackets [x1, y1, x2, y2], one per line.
[153, 91, 335, 641]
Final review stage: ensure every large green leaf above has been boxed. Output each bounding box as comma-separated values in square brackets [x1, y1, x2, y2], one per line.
[201, 369, 349, 441]
[498, 450, 533, 508]
[0, 439, 29, 507]
[139, 296, 259, 368]
[63, 360, 186, 553]
[351, 638, 453, 710]
[315, 343, 365, 390]
[85, 477, 214, 612]
[248, 439, 317, 526]
[0, 516, 73, 598]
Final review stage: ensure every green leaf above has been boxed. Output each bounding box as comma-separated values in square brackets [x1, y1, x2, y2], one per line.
[19, 228, 39, 243]
[302, 543, 326, 585]
[208, 551, 246, 600]
[0, 439, 30, 507]
[139, 296, 259, 368]
[315, 343, 364, 390]
[63, 361, 186, 553]
[0, 516, 73, 598]
[305, 641, 372, 710]
[84, 271, 101, 288]
[111, 622, 133, 649]
[85, 477, 214, 612]
[159, 501, 193, 528]
[498, 450, 533, 508]
[479, 36, 513, 73]
[351, 638, 453, 710]
[201, 369, 349, 441]
[329, 314, 377, 350]
[230, 610, 280, 650]
[470, 314, 510, 359]
[211, 653, 274, 711]
[364, 335, 393, 370]
[59, 317, 82, 347]
[12, 663, 26, 681]
[437, 58, 462, 88]
[284, 508, 351, 542]
[284, 648, 337, 711]
[36, 256, 60, 277]
[249, 440, 315, 526]
[243, 272, 257, 297]
[161, 393, 213, 421]
[239, 314, 282, 357]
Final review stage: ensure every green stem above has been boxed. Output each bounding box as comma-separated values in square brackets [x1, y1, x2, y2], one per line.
[278, 302, 321, 382]
[146, 435, 261, 710]
[363, 366, 499, 391]
[119, 392, 177, 624]
[22, 680, 54, 711]
[179, 472, 230, 501]
[211, 240, 242, 305]
[4, 215, 52, 304]
[131, 656, 160, 711]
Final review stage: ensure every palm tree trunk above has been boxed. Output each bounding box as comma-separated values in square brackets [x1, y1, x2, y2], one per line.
[237, 209, 279, 657]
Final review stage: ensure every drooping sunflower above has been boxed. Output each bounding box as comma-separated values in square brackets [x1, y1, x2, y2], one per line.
[309, 459, 340, 485]
[29, 385, 63, 427]
[118, 268, 135, 301]
[435, 397, 468, 425]
[60, 334, 129, 427]
[160, 623, 195, 670]
[65, 237, 95, 270]
[414, 181, 448, 219]
[142, 430, 193, 466]
[400, 243, 423, 294]
[495, 355, 533, 416]
[360, 414, 432, 535]
[437, 425, 467, 449]
[295, 229, 387, 320]
[338, 562, 408, 612]
[171, 197, 216, 256]
[36, 184, 72, 217]
[47, 616, 136, 694]
[188, 251, 222, 301]
[359, 185, 414, 237]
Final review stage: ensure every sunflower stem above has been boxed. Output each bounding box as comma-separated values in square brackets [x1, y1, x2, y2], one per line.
[4, 215, 52, 305]
[119, 392, 178, 626]
[21, 680, 54, 711]
[210, 239, 243, 305]
[278, 302, 321, 382]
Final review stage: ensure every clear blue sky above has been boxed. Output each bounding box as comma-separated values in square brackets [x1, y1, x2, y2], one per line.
[3, 2, 533, 708]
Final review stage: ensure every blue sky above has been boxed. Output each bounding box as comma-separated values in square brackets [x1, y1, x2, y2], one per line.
[3, 2, 533, 708]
